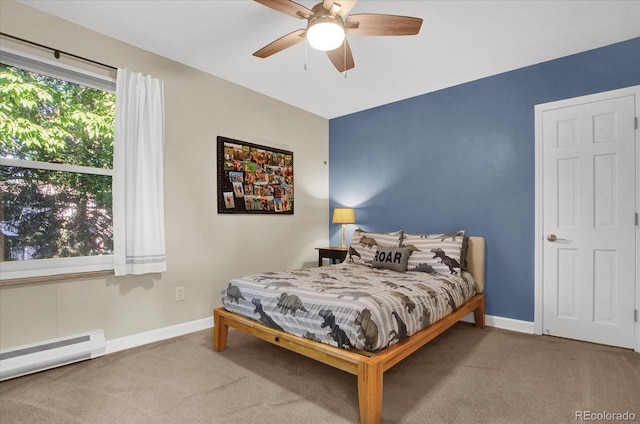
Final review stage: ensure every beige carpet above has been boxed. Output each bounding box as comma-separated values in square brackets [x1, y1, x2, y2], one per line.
[1, 323, 638, 424]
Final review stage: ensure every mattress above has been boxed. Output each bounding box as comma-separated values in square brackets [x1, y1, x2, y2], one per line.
[221, 262, 476, 352]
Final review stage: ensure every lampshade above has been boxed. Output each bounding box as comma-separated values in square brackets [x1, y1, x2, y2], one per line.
[332, 207, 355, 224]
[306, 16, 345, 51]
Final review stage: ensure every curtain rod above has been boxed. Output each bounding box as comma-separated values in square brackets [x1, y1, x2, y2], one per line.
[0, 32, 117, 71]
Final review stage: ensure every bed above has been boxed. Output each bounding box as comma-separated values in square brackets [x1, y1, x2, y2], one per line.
[213, 232, 485, 424]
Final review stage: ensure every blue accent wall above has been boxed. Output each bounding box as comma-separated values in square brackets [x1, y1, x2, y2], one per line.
[328, 37, 640, 322]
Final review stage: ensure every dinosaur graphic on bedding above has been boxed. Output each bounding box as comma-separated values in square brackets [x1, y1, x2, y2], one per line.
[221, 262, 476, 352]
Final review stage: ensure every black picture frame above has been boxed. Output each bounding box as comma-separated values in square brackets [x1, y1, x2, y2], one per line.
[217, 136, 294, 214]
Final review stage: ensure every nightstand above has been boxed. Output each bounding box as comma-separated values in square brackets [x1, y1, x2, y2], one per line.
[316, 246, 348, 266]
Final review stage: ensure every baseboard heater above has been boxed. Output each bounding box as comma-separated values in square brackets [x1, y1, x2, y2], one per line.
[0, 329, 106, 381]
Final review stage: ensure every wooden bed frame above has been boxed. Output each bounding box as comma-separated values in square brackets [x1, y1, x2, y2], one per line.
[213, 236, 485, 424]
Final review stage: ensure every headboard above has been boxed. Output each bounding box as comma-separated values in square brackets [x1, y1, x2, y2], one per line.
[466, 236, 486, 293]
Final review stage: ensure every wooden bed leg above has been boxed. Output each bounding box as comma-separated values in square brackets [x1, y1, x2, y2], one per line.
[357, 359, 383, 424]
[473, 295, 486, 329]
[213, 309, 228, 352]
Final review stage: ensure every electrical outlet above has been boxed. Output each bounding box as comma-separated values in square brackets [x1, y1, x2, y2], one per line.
[175, 286, 185, 302]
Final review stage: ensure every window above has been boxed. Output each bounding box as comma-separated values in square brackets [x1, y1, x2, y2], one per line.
[0, 49, 117, 280]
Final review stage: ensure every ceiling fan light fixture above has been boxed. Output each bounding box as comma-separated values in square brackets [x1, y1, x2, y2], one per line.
[306, 16, 345, 51]
[254, 0, 423, 72]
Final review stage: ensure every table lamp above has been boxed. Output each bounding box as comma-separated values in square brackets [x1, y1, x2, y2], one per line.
[332, 207, 356, 248]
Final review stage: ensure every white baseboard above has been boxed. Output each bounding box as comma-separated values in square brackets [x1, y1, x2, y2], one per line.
[461, 313, 534, 334]
[106, 316, 213, 355]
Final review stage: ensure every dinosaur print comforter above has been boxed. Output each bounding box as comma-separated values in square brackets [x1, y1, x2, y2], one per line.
[221, 263, 476, 352]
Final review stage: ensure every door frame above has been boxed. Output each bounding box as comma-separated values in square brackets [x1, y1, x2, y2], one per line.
[534, 85, 640, 352]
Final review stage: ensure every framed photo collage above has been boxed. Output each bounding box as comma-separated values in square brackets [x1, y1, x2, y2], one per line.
[217, 136, 294, 214]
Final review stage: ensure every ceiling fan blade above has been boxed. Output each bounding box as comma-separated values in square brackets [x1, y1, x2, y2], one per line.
[253, 29, 306, 58]
[326, 39, 355, 72]
[345, 14, 423, 36]
[322, 0, 358, 16]
[254, 0, 313, 19]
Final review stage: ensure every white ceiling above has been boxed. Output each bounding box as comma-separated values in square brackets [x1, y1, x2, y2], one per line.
[19, 0, 640, 119]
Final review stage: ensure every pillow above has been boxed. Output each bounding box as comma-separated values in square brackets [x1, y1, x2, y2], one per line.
[401, 231, 465, 274]
[347, 229, 402, 266]
[371, 246, 412, 272]
[460, 235, 470, 270]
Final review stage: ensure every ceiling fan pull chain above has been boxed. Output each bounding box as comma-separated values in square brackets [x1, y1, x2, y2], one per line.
[304, 39, 308, 71]
[343, 39, 347, 78]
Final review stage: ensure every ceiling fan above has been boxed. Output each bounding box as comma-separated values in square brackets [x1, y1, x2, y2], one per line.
[253, 0, 423, 72]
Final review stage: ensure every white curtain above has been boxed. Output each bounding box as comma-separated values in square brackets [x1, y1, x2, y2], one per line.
[113, 68, 167, 276]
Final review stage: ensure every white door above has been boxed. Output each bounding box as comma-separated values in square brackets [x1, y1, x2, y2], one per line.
[538, 89, 637, 349]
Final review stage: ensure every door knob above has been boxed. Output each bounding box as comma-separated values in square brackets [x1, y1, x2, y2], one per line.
[546, 234, 566, 242]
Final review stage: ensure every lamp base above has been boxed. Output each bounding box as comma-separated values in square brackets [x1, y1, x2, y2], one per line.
[340, 223, 347, 248]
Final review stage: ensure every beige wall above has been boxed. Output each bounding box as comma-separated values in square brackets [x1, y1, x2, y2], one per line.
[0, 0, 329, 349]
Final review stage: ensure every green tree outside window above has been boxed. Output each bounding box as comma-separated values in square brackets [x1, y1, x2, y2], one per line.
[0, 63, 115, 261]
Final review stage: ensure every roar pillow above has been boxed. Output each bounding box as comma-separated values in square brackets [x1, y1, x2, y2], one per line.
[348, 229, 402, 266]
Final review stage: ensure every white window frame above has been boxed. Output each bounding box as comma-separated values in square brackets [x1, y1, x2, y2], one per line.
[0, 47, 117, 281]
